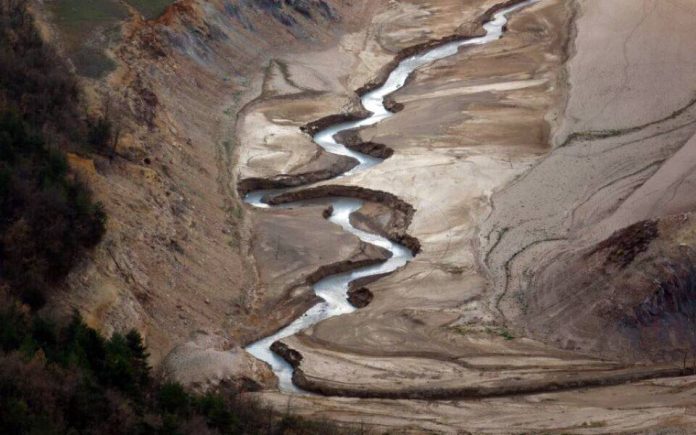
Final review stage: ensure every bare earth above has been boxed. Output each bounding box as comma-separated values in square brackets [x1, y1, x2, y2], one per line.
[38, 0, 696, 432]
[234, 0, 696, 431]
[38, 0, 383, 368]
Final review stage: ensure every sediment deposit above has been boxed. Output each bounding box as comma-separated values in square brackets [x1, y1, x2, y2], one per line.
[235, 0, 696, 431]
[36, 0, 696, 431]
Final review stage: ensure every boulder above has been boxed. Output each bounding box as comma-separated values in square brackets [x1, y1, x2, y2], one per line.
[161, 332, 277, 392]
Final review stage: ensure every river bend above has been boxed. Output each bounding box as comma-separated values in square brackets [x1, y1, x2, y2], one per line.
[244, 0, 538, 393]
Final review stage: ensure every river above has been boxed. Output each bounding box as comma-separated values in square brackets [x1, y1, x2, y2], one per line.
[244, 0, 539, 393]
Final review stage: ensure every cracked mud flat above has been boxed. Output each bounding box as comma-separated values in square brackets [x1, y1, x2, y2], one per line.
[235, 0, 696, 432]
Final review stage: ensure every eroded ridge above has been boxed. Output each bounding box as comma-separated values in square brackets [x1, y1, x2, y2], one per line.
[242, 0, 539, 393]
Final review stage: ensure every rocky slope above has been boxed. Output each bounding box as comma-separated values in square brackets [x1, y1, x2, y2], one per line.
[33, 0, 696, 431]
[34, 0, 383, 381]
[483, 0, 696, 363]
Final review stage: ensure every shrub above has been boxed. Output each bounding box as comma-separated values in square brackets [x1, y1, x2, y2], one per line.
[0, 0, 108, 307]
[0, 111, 106, 307]
[87, 116, 113, 152]
[0, 299, 359, 434]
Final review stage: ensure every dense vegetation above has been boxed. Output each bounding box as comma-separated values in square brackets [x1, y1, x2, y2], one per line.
[0, 111, 107, 307]
[0, 0, 106, 308]
[0, 2, 355, 434]
[0, 297, 349, 434]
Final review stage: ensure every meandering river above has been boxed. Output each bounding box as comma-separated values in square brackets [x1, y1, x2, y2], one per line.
[244, 0, 538, 393]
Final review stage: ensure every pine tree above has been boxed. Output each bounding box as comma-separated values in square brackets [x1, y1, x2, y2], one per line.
[126, 329, 150, 390]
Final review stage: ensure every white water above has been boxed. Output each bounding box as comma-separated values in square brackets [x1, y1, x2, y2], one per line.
[243, 0, 538, 393]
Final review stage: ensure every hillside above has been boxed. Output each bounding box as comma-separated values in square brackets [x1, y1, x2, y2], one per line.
[34, 0, 377, 371]
[21, 0, 696, 433]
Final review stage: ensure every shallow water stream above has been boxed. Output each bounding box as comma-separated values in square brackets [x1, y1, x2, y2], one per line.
[244, 0, 538, 393]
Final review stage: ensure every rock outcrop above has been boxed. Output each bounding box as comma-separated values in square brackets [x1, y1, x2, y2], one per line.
[161, 332, 277, 392]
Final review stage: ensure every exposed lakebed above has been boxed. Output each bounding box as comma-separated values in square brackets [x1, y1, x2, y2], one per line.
[243, 0, 538, 393]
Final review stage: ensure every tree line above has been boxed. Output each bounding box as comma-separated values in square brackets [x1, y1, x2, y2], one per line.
[0, 1, 359, 433]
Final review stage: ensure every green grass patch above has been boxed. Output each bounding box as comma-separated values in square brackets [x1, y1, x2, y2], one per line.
[71, 46, 117, 79]
[48, 0, 128, 46]
[126, 0, 177, 20]
[485, 327, 516, 341]
[48, 0, 128, 78]
[49, 0, 129, 24]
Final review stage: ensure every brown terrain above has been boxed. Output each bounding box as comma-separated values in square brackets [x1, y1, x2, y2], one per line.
[34, 0, 386, 372]
[33, 0, 696, 432]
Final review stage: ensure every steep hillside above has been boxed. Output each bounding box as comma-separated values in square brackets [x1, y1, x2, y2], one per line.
[33, 0, 378, 372]
[483, 0, 696, 363]
[25, 0, 696, 432]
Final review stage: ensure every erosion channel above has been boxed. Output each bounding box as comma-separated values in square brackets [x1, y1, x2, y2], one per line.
[243, 0, 538, 393]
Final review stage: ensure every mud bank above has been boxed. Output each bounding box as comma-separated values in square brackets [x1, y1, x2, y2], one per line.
[354, 0, 535, 96]
[267, 185, 421, 253]
[261, 0, 623, 402]
[301, 111, 371, 136]
[276, 340, 696, 399]
[236, 0, 696, 430]
[236, 155, 358, 195]
[333, 130, 394, 159]
[346, 286, 373, 308]
[234, 238, 391, 345]
[233, 210, 396, 346]
[305, 244, 392, 285]
[242, 0, 553, 396]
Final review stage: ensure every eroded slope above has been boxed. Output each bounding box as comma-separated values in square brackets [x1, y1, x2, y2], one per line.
[36, 0, 381, 373]
[483, 0, 696, 363]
